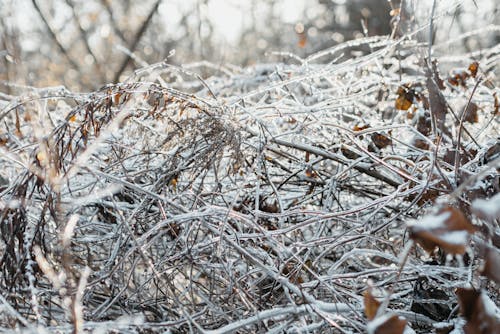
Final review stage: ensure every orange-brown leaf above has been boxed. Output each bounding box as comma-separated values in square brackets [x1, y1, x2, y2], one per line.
[364, 289, 381, 320]
[390, 8, 401, 16]
[395, 86, 415, 111]
[305, 167, 317, 178]
[0, 133, 7, 146]
[114, 92, 122, 105]
[297, 33, 307, 48]
[395, 96, 412, 110]
[468, 61, 479, 78]
[353, 124, 370, 131]
[170, 176, 178, 191]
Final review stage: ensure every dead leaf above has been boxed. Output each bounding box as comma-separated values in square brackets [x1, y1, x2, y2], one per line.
[353, 124, 370, 131]
[390, 8, 401, 17]
[364, 288, 381, 320]
[15, 109, 22, 137]
[409, 206, 476, 255]
[416, 109, 432, 136]
[367, 313, 407, 334]
[426, 65, 448, 135]
[395, 86, 414, 110]
[456, 288, 500, 334]
[481, 246, 500, 284]
[297, 33, 307, 48]
[113, 92, 122, 105]
[493, 92, 499, 116]
[305, 166, 318, 178]
[472, 193, 500, 221]
[259, 200, 279, 214]
[432, 59, 445, 90]
[0, 133, 8, 146]
[468, 61, 479, 78]
[371, 132, 392, 149]
[462, 102, 479, 124]
[341, 146, 361, 160]
[412, 138, 430, 151]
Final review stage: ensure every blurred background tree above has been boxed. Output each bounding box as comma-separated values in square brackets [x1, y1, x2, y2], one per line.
[0, 0, 498, 91]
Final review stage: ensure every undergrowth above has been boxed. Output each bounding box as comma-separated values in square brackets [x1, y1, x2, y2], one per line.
[0, 14, 499, 334]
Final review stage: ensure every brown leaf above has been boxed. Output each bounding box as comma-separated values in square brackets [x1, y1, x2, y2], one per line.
[416, 109, 432, 136]
[113, 92, 122, 105]
[409, 206, 476, 255]
[390, 7, 401, 17]
[426, 65, 448, 134]
[353, 124, 370, 131]
[371, 132, 392, 149]
[448, 75, 460, 87]
[395, 86, 414, 110]
[432, 59, 446, 90]
[305, 167, 318, 178]
[481, 246, 500, 284]
[462, 102, 479, 124]
[0, 133, 8, 146]
[259, 200, 279, 214]
[472, 193, 500, 221]
[15, 109, 22, 137]
[412, 138, 430, 150]
[169, 176, 178, 191]
[456, 288, 500, 334]
[297, 33, 307, 48]
[443, 148, 472, 166]
[367, 314, 407, 334]
[494, 92, 499, 116]
[468, 61, 479, 78]
[341, 146, 361, 160]
[364, 288, 381, 320]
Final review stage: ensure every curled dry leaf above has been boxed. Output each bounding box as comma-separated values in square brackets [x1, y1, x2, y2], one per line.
[371, 132, 392, 149]
[463, 102, 479, 123]
[15, 109, 22, 138]
[390, 7, 401, 17]
[408, 206, 476, 255]
[481, 246, 500, 284]
[426, 65, 448, 134]
[432, 59, 445, 90]
[472, 192, 500, 221]
[363, 288, 381, 320]
[395, 85, 414, 111]
[353, 123, 370, 131]
[468, 61, 479, 78]
[367, 313, 408, 334]
[456, 288, 500, 334]
[493, 92, 499, 116]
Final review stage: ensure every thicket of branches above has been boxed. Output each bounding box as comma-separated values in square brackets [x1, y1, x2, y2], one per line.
[0, 1, 499, 333]
[2, 0, 498, 91]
